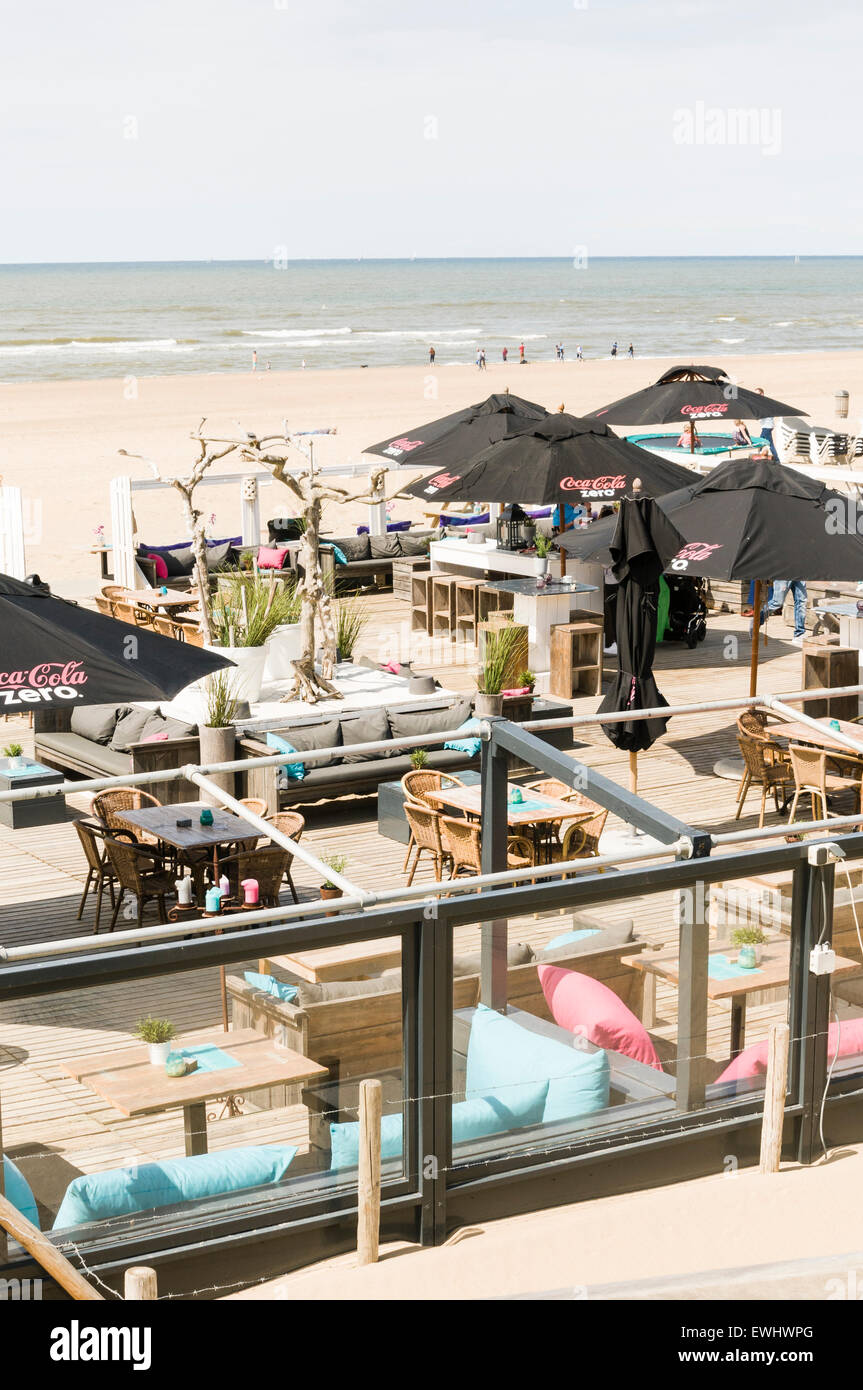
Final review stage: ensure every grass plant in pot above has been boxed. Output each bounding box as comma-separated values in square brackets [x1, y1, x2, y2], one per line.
[3, 743, 25, 770]
[533, 530, 553, 578]
[476, 623, 525, 717]
[262, 576, 304, 683]
[135, 1015, 177, 1067]
[319, 853, 348, 903]
[410, 747, 429, 771]
[199, 670, 239, 807]
[334, 597, 370, 664]
[209, 573, 300, 704]
[731, 925, 767, 967]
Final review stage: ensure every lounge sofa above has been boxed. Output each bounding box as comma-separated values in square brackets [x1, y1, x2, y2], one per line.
[238, 695, 573, 810]
[34, 703, 203, 802]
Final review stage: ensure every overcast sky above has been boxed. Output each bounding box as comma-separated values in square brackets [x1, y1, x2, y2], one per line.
[2, 0, 860, 263]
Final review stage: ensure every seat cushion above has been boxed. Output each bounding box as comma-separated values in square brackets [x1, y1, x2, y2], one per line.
[110, 705, 156, 752]
[541, 919, 634, 960]
[339, 709, 391, 763]
[399, 533, 431, 557]
[331, 535, 370, 563]
[466, 1003, 610, 1123]
[717, 1017, 863, 1085]
[387, 699, 472, 742]
[453, 941, 534, 976]
[3, 1156, 39, 1229]
[53, 1144, 297, 1229]
[538, 965, 662, 1071]
[275, 719, 342, 769]
[70, 703, 127, 745]
[370, 534, 402, 559]
[142, 543, 195, 576]
[295, 976, 399, 1006]
[37, 731, 131, 777]
[139, 712, 197, 743]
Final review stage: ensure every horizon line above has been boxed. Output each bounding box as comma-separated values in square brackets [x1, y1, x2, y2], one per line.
[0, 253, 855, 270]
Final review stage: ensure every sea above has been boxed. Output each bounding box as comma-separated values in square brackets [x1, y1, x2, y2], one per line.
[0, 257, 860, 384]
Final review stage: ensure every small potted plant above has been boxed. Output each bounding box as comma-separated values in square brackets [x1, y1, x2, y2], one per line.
[135, 1015, 177, 1066]
[410, 747, 429, 771]
[320, 853, 348, 903]
[3, 743, 25, 770]
[731, 925, 766, 967]
[476, 624, 524, 717]
[533, 531, 553, 578]
[519, 669, 536, 694]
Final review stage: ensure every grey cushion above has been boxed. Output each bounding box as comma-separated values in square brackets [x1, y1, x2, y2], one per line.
[70, 703, 127, 745]
[453, 941, 535, 976]
[333, 535, 370, 563]
[541, 918, 635, 963]
[295, 976, 398, 1006]
[387, 699, 471, 742]
[137, 712, 197, 743]
[205, 540, 232, 570]
[340, 709, 391, 763]
[370, 534, 401, 559]
[399, 533, 430, 557]
[277, 719, 342, 769]
[110, 706, 156, 751]
[36, 731, 131, 777]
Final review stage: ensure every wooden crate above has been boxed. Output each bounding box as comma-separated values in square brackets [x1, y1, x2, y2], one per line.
[392, 556, 430, 603]
[430, 575, 460, 638]
[411, 571, 433, 635]
[549, 618, 603, 698]
[802, 643, 859, 720]
[454, 578, 485, 643]
[478, 586, 515, 623]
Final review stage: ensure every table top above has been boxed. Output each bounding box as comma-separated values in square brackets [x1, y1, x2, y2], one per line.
[60, 1029, 328, 1118]
[0, 759, 63, 784]
[265, 938, 403, 983]
[117, 802, 260, 851]
[120, 587, 199, 609]
[485, 578, 597, 598]
[426, 782, 580, 826]
[626, 938, 859, 1001]
[814, 602, 863, 617]
[772, 717, 863, 758]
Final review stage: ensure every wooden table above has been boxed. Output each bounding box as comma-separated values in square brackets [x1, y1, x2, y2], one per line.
[626, 938, 860, 1058]
[118, 587, 199, 612]
[60, 1029, 328, 1156]
[772, 717, 863, 761]
[260, 937, 402, 983]
[425, 781, 581, 861]
[117, 803, 259, 876]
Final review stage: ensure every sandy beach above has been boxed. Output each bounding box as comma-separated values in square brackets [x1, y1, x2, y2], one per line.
[2, 349, 861, 596]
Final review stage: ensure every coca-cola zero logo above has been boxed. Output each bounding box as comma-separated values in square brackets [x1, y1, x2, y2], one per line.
[384, 437, 426, 456]
[671, 542, 722, 571]
[423, 471, 461, 495]
[681, 402, 729, 419]
[560, 474, 626, 497]
[0, 660, 88, 706]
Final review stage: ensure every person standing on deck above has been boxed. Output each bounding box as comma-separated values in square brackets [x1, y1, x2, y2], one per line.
[769, 579, 807, 645]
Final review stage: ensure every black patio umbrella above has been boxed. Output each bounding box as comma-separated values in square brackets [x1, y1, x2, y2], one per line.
[560, 456, 863, 693]
[364, 391, 549, 468]
[597, 497, 687, 802]
[0, 573, 231, 713]
[586, 363, 806, 450]
[399, 413, 701, 506]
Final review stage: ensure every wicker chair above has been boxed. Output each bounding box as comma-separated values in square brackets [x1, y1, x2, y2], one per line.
[439, 815, 535, 882]
[400, 770, 465, 872]
[94, 596, 115, 617]
[735, 708, 773, 742]
[734, 733, 795, 828]
[73, 819, 118, 933]
[219, 845, 292, 908]
[403, 802, 452, 884]
[527, 780, 608, 859]
[91, 787, 163, 846]
[262, 810, 306, 904]
[237, 797, 269, 820]
[787, 744, 862, 825]
[101, 834, 175, 930]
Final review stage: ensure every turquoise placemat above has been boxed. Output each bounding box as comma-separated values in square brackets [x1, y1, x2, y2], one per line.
[170, 1045, 240, 1073]
[708, 953, 763, 981]
[4, 762, 57, 778]
[508, 798, 560, 815]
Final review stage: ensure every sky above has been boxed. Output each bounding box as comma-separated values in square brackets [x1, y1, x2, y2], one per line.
[1, 0, 861, 263]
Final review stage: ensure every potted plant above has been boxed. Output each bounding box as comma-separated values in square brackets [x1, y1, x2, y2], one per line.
[135, 1015, 176, 1066]
[319, 853, 348, 902]
[731, 925, 766, 967]
[476, 624, 525, 717]
[209, 573, 301, 703]
[533, 531, 553, 578]
[261, 576, 305, 684]
[410, 747, 429, 771]
[199, 670, 239, 806]
[519, 669, 536, 694]
[3, 743, 25, 770]
[334, 598, 370, 664]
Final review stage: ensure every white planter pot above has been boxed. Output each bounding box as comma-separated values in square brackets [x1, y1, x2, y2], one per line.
[263, 623, 303, 684]
[534, 556, 549, 578]
[7, 756, 26, 770]
[474, 692, 504, 717]
[206, 643, 268, 705]
[148, 1041, 171, 1067]
[198, 725, 237, 805]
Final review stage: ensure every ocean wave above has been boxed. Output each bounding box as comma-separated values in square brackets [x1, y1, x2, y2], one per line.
[0, 337, 198, 357]
[718, 337, 745, 344]
[240, 326, 353, 339]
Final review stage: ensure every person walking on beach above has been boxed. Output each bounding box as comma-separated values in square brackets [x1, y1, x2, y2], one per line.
[769, 579, 807, 645]
[627, 343, 634, 358]
[576, 344, 583, 361]
[251, 349, 258, 372]
[611, 341, 618, 358]
[429, 345, 436, 365]
[480, 348, 487, 371]
[756, 388, 780, 460]
[519, 342, 526, 364]
[502, 346, 508, 363]
[559, 343, 565, 361]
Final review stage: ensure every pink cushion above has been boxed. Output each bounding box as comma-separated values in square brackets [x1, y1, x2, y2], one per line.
[383, 660, 401, 674]
[501, 686, 531, 697]
[537, 964, 662, 1071]
[146, 552, 169, 581]
[141, 731, 169, 742]
[718, 1017, 863, 1084]
[256, 545, 290, 570]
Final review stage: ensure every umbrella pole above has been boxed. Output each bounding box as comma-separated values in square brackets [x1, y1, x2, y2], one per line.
[749, 579, 763, 697]
[629, 750, 638, 798]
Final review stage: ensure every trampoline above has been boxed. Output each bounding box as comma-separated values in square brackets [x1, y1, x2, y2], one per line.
[627, 432, 765, 458]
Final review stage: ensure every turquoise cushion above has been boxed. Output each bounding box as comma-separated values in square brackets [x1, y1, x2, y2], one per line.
[53, 1143, 297, 1230]
[466, 1005, 610, 1123]
[3, 1156, 40, 1230]
[330, 545, 348, 565]
[243, 971, 298, 1003]
[444, 718, 482, 757]
[329, 1084, 549, 1172]
[544, 927, 600, 953]
[266, 730, 305, 782]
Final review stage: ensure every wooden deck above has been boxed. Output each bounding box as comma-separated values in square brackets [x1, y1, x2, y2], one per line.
[0, 597, 857, 1225]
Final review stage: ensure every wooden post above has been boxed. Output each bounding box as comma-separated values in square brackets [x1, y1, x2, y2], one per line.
[749, 579, 763, 697]
[759, 1021, 790, 1174]
[357, 1078, 382, 1266]
[0, 1193, 103, 1300]
[125, 1265, 158, 1300]
[629, 750, 638, 799]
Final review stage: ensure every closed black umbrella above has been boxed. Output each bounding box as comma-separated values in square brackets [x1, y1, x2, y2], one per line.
[598, 497, 686, 765]
[399, 413, 701, 506]
[586, 363, 805, 448]
[0, 573, 231, 713]
[364, 391, 549, 468]
[561, 456, 863, 693]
